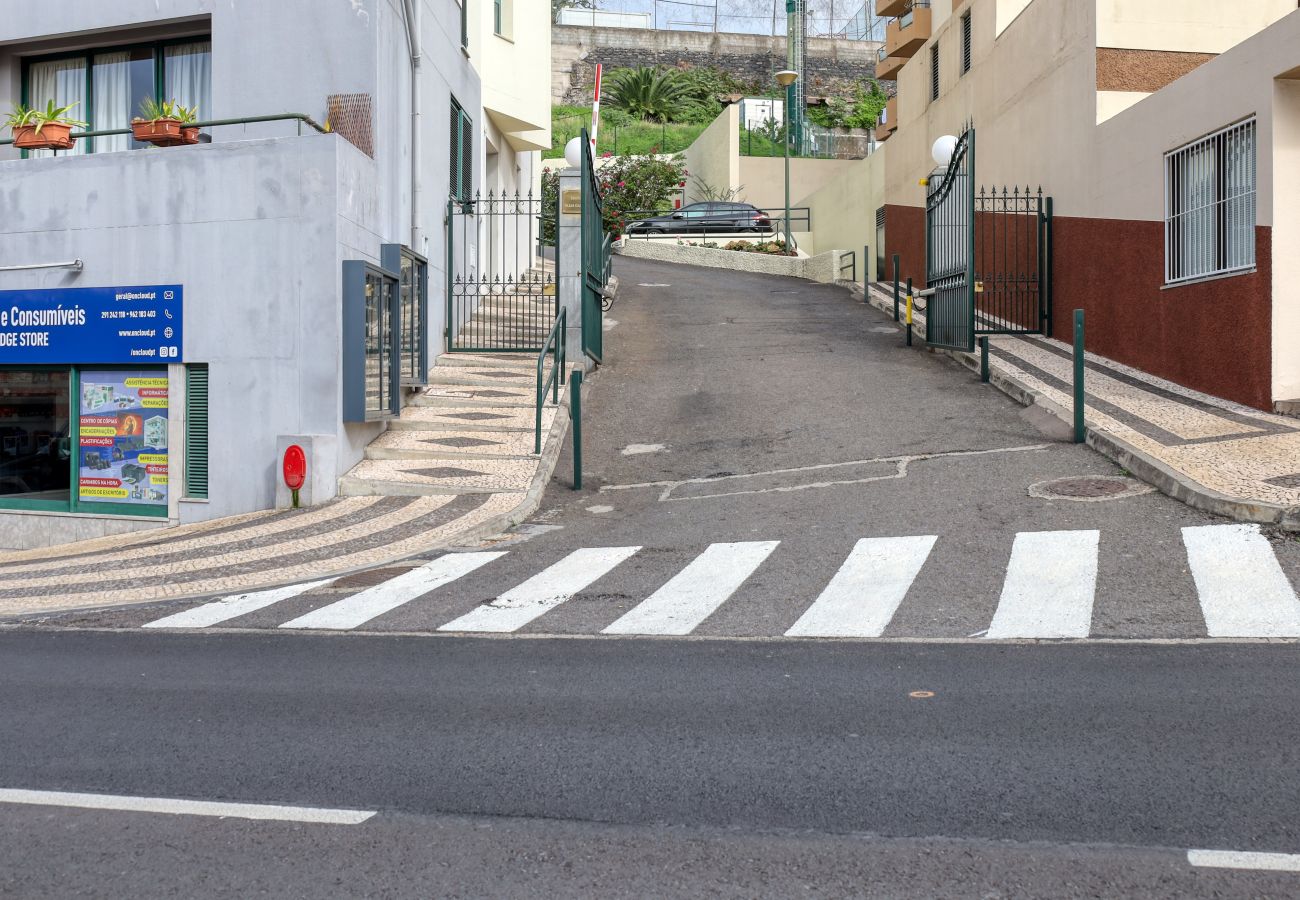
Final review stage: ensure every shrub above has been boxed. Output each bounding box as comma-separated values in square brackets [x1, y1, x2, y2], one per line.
[723, 240, 794, 256]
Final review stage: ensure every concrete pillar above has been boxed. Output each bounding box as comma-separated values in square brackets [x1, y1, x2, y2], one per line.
[557, 168, 587, 366]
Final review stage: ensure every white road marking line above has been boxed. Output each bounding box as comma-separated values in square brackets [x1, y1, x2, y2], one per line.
[603, 541, 779, 636]
[986, 530, 1100, 639]
[143, 580, 335, 629]
[1187, 849, 1300, 872]
[0, 788, 375, 824]
[1182, 524, 1300, 638]
[785, 536, 937, 638]
[439, 547, 641, 633]
[279, 553, 506, 630]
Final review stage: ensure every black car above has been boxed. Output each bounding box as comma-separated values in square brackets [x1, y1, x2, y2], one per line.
[626, 202, 773, 235]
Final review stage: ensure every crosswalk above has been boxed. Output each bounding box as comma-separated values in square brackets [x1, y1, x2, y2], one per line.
[138, 524, 1300, 641]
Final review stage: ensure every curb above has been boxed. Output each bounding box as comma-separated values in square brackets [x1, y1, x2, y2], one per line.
[854, 283, 1300, 531]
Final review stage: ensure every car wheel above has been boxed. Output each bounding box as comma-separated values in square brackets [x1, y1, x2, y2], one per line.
[648, 228, 665, 235]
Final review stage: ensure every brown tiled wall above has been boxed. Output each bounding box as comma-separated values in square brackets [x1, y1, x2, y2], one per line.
[1095, 48, 1217, 93]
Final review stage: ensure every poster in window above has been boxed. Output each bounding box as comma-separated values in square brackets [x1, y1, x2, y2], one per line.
[78, 370, 168, 508]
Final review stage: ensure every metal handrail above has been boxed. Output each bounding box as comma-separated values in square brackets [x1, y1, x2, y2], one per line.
[0, 113, 328, 147]
[838, 250, 857, 283]
[535, 306, 567, 455]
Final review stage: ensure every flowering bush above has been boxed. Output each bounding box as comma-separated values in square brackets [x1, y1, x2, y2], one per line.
[541, 154, 688, 239]
[723, 239, 795, 256]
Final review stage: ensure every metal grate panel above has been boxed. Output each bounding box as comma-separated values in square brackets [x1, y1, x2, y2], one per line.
[327, 93, 374, 158]
[185, 365, 209, 499]
[1164, 118, 1256, 284]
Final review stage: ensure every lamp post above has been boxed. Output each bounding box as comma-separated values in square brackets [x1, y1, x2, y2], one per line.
[775, 69, 799, 250]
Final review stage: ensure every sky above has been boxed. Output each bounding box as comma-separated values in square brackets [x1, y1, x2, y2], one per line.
[571, 1, 880, 38]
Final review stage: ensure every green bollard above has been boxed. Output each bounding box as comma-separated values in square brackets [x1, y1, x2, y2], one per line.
[1073, 309, 1085, 444]
[980, 336, 989, 383]
[571, 369, 583, 490]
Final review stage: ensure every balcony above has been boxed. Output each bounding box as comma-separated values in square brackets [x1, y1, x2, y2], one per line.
[875, 45, 905, 81]
[875, 0, 908, 16]
[874, 97, 898, 142]
[885, 3, 932, 59]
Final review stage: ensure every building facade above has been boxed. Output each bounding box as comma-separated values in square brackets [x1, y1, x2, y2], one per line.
[0, 0, 548, 550]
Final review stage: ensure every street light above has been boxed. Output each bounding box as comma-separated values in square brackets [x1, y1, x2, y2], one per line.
[774, 69, 799, 251]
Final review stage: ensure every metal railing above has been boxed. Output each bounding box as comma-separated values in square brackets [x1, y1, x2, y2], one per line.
[619, 207, 810, 243]
[838, 250, 857, 283]
[0, 113, 328, 147]
[535, 306, 567, 455]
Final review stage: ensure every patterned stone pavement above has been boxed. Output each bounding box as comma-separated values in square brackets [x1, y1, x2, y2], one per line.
[0, 352, 569, 616]
[862, 284, 1300, 523]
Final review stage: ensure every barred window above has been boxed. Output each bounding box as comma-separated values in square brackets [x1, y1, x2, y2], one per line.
[930, 42, 940, 102]
[961, 11, 972, 74]
[1165, 118, 1256, 284]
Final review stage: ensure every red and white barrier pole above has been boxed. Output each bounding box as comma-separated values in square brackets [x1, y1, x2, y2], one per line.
[590, 63, 602, 157]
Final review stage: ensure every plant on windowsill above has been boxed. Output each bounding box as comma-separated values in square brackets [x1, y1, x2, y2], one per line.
[131, 98, 200, 147]
[5, 101, 88, 151]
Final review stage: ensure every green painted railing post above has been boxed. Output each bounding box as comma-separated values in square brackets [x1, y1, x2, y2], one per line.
[892, 254, 901, 321]
[571, 369, 583, 490]
[980, 336, 990, 383]
[1073, 309, 1086, 444]
[863, 245, 869, 301]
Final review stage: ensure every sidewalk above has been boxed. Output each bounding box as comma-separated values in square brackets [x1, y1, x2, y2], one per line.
[0, 353, 573, 617]
[859, 282, 1300, 530]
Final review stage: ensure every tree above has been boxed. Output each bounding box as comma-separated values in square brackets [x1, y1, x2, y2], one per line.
[605, 67, 698, 123]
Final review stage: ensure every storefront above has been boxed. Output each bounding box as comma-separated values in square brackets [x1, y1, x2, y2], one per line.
[0, 285, 185, 521]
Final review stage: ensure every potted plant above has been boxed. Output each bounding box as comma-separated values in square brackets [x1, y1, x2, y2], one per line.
[175, 104, 201, 145]
[5, 101, 87, 151]
[131, 98, 183, 146]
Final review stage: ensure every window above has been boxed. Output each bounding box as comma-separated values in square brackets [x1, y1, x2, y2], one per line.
[23, 38, 211, 156]
[383, 245, 428, 387]
[184, 365, 208, 499]
[930, 42, 940, 102]
[459, 0, 469, 48]
[961, 11, 972, 74]
[450, 98, 473, 203]
[1165, 118, 1256, 284]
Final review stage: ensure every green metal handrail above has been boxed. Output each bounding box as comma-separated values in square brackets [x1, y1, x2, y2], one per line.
[535, 306, 567, 455]
[0, 113, 328, 146]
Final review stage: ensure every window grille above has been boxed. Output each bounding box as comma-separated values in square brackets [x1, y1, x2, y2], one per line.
[1165, 118, 1256, 284]
[961, 11, 972, 74]
[185, 365, 209, 499]
[930, 42, 940, 102]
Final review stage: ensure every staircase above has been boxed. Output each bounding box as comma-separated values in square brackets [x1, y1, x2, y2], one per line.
[447, 258, 557, 353]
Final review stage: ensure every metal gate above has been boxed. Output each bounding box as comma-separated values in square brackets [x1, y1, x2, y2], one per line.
[925, 127, 976, 352]
[579, 130, 609, 363]
[445, 189, 557, 353]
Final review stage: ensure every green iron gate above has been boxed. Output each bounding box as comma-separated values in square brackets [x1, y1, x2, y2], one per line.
[925, 127, 976, 352]
[926, 125, 1053, 349]
[579, 129, 610, 363]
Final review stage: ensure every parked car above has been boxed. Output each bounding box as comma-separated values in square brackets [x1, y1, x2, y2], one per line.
[626, 202, 773, 235]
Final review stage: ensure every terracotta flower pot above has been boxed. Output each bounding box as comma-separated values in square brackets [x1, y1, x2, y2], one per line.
[131, 118, 183, 146]
[13, 123, 75, 151]
[179, 126, 200, 145]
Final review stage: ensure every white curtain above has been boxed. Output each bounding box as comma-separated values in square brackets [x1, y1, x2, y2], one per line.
[164, 41, 212, 121]
[26, 58, 87, 157]
[92, 51, 131, 153]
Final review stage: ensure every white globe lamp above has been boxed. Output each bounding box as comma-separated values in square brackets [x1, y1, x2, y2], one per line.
[564, 136, 584, 169]
[932, 134, 958, 168]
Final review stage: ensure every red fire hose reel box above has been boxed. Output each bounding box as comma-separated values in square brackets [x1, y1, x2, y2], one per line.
[283, 444, 307, 506]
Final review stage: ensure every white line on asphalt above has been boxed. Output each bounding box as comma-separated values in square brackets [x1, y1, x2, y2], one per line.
[785, 536, 937, 638]
[986, 530, 1100, 639]
[143, 580, 336, 629]
[1182, 524, 1300, 638]
[1187, 849, 1300, 872]
[279, 553, 506, 630]
[0, 788, 375, 824]
[438, 546, 642, 633]
[603, 541, 779, 636]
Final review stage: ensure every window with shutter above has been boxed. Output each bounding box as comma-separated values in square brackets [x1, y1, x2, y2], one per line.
[449, 98, 473, 203]
[961, 12, 972, 75]
[930, 42, 940, 102]
[185, 365, 209, 499]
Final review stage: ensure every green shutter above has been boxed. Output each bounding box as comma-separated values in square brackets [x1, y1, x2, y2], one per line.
[460, 110, 473, 202]
[450, 100, 461, 199]
[185, 364, 209, 499]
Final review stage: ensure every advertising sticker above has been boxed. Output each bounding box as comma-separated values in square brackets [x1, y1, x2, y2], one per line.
[78, 370, 169, 508]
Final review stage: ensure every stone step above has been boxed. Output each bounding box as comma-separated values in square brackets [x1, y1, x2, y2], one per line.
[364, 429, 539, 461]
[433, 353, 538, 370]
[426, 369, 540, 388]
[410, 385, 539, 409]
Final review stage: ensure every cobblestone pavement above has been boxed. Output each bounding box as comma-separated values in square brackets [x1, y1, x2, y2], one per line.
[862, 284, 1300, 522]
[0, 353, 568, 617]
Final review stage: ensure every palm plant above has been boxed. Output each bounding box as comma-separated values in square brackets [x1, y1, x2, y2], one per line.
[5, 100, 87, 135]
[605, 67, 697, 123]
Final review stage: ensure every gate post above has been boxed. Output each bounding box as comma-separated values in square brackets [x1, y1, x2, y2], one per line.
[557, 167, 586, 366]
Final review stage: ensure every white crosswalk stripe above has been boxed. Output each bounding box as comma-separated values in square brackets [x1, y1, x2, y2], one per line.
[1182, 524, 1300, 638]
[785, 536, 937, 638]
[986, 530, 1100, 639]
[143, 580, 336, 629]
[603, 541, 779, 636]
[133, 527, 1300, 641]
[280, 552, 506, 631]
[438, 546, 641, 633]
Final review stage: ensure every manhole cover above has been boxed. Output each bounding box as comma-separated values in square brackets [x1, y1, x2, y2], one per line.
[1029, 476, 1155, 502]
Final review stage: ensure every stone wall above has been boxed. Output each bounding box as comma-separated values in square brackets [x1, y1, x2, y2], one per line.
[554, 25, 884, 105]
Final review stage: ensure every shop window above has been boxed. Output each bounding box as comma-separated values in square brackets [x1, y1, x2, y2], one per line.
[23, 37, 211, 157]
[185, 365, 209, 499]
[1165, 118, 1256, 284]
[0, 370, 71, 507]
[383, 245, 429, 387]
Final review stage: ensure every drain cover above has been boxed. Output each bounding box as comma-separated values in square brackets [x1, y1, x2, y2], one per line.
[1029, 476, 1154, 502]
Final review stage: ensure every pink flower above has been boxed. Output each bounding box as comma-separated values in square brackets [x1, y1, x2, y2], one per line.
[617, 181, 626, 187]
[602, 151, 613, 158]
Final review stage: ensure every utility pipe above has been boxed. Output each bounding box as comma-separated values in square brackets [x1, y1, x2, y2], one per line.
[0, 260, 83, 272]
[401, 0, 424, 254]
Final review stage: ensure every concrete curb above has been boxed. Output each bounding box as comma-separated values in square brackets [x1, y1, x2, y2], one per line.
[853, 283, 1300, 531]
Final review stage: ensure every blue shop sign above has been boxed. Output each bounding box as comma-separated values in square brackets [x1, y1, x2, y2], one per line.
[0, 285, 183, 365]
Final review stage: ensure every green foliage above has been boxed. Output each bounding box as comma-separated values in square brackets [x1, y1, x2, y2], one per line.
[5, 100, 87, 134]
[723, 239, 793, 256]
[605, 67, 697, 123]
[805, 80, 889, 130]
[737, 125, 785, 157]
[135, 97, 197, 124]
[551, 105, 704, 157]
[595, 154, 688, 237]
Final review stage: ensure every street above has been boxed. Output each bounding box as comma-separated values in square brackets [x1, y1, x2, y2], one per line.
[3, 257, 1300, 896]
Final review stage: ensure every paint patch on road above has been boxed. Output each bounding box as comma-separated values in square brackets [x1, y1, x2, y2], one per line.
[604, 318, 618, 332]
[1187, 849, 1300, 872]
[585, 505, 614, 514]
[0, 788, 375, 825]
[621, 443, 667, 456]
[637, 283, 671, 287]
